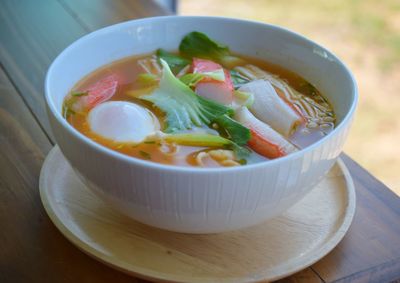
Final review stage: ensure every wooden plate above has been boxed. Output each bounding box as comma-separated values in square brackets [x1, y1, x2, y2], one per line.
[40, 146, 356, 282]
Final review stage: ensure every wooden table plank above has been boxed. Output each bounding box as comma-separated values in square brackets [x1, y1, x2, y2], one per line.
[275, 268, 324, 283]
[0, 0, 171, 142]
[0, 65, 144, 283]
[0, 1, 156, 282]
[41, 3, 322, 281]
[312, 155, 400, 282]
[0, 73, 324, 282]
[331, 258, 400, 283]
[0, 0, 90, 140]
[59, 0, 171, 31]
[0, 0, 399, 282]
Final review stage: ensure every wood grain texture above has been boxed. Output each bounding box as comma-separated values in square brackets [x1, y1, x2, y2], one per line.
[331, 256, 400, 283]
[40, 147, 356, 283]
[274, 268, 324, 283]
[0, 0, 399, 282]
[0, 0, 89, 138]
[0, 66, 145, 283]
[59, 0, 171, 31]
[311, 154, 400, 283]
[0, 0, 169, 140]
[0, 2, 160, 282]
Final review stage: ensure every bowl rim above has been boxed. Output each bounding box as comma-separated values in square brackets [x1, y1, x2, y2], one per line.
[45, 15, 358, 174]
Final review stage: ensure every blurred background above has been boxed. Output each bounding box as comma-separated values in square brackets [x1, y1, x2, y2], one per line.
[176, 0, 400, 195]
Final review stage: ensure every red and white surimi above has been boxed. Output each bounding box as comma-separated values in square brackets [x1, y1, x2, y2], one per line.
[234, 106, 297, 159]
[71, 75, 119, 113]
[83, 75, 119, 109]
[192, 58, 234, 105]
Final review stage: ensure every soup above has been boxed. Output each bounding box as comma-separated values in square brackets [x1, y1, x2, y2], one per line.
[63, 31, 335, 168]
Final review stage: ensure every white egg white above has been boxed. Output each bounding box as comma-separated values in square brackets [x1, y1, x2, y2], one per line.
[88, 101, 159, 143]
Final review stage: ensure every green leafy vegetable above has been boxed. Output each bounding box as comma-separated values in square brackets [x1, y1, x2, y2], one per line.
[62, 96, 78, 118]
[230, 70, 250, 89]
[139, 59, 251, 159]
[230, 143, 251, 161]
[71, 91, 89, 97]
[201, 68, 225, 81]
[234, 90, 254, 107]
[213, 115, 250, 146]
[126, 86, 157, 98]
[140, 59, 232, 133]
[139, 150, 151, 160]
[164, 133, 231, 147]
[156, 49, 190, 74]
[180, 69, 225, 88]
[136, 73, 158, 87]
[165, 133, 250, 160]
[63, 91, 88, 117]
[179, 73, 204, 87]
[179, 31, 244, 67]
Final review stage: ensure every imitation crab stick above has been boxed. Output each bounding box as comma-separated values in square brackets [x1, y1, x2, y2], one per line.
[65, 75, 119, 115]
[192, 58, 234, 105]
[239, 79, 303, 137]
[234, 106, 297, 159]
[84, 75, 119, 109]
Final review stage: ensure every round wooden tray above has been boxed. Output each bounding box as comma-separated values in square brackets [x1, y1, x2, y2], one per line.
[40, 146, 356, 282]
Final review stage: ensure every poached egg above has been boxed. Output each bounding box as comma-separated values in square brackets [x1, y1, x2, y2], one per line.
[88, 101, 159, 143]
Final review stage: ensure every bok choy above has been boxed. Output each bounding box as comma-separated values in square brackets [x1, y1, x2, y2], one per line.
[139, 59, 251, 149]
[156, 49, 189, 74]
[141, 59, 231, 132]
[179, 32, 244, 67]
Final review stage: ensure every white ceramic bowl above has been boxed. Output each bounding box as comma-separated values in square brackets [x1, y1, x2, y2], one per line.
[45, 16, 357, 233]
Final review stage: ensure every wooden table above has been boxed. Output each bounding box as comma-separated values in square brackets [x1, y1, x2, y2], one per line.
[0, 1, 399, 282]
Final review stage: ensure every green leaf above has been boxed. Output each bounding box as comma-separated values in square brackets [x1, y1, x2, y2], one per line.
[164, 133, 231, 147]
[136, 73, 158, 87]
[71, 91, 89, 97]
[179, 31, 229, 59]
[139, 150, 151, 160]
[126, 86, 156, 98]
[62, 96, 78, 118]
[140, 59, 250, 159]
[180, 69, 225, 87]
[213, 115, 250, 146]
[156, 49, 190, 74]
[233, 90, 254, 107]
[180, 73, 204, 87]
[197, 95, 234, 117]
[201, 68, 225, 81]
[230, 70, 250, 89]
[165, 133, 251, 161]
[140, 59, 232, 133]
[179, 31, 244, 67]
[231, 142, 251, 160]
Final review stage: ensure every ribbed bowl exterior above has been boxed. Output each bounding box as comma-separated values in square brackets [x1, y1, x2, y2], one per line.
[45, 17, 357, 233]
